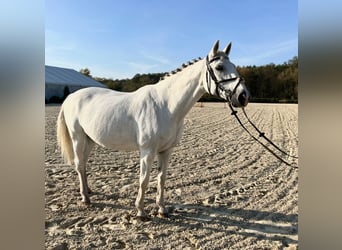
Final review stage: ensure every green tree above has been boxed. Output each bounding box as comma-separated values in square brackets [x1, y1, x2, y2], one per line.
[80, 68, 91, 77]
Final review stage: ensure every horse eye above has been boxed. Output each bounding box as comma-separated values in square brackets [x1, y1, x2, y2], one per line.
[215, 64, 224, 71]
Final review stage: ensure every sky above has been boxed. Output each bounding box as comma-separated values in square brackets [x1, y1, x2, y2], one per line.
[45, 0, 298, 79]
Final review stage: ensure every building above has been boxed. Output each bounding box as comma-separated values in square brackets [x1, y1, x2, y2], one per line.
[45, 65, 107, 103]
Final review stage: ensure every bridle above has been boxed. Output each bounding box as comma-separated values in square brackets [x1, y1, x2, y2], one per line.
[205, 54, 298, 168]
[205, 55, 244, 100]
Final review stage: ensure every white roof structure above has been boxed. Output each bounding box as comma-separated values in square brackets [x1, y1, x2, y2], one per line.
[45, 65, 105, 87]
[45, 65, 107, 102]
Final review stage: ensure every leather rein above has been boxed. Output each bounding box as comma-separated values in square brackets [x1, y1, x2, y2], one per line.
[205, 55, 298, 168]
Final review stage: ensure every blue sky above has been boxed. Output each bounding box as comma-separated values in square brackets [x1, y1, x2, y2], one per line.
[45, 0, 298, 79]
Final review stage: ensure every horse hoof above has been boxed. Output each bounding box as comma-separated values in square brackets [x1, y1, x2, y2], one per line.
[158, 212, 169, 218]
[83, 198, 91, 205]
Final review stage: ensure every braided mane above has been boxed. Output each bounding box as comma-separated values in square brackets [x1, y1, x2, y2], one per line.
[159, 57, 203, 81]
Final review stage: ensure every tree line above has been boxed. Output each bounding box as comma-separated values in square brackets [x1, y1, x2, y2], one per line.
[237, 56, 298, 103]
[82, 56, 297, 103]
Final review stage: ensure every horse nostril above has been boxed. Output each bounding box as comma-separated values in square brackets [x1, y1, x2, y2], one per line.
[238, 91, 248, 106]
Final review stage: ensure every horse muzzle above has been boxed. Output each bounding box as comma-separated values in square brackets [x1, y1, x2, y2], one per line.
[231, 90, 249, 107]
[238, 90, 249, 106]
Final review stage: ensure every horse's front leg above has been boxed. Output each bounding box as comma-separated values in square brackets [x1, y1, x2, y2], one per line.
[135, 150, 155, 218]
[156, 149, 172, 217]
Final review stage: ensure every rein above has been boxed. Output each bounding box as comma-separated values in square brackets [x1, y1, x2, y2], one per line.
[226, 101, 298, 168]
[205, 55, 298, 168]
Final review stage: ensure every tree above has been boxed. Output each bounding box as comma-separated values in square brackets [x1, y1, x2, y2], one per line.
[80, 68, 91, 77]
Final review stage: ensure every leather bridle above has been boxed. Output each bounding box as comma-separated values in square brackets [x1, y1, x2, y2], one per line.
[205, 55, 244, 101]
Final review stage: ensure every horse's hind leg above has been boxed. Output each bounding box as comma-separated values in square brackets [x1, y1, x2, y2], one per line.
[156, 149, 172, 217]
[72, 133, 94, 204]
[82, 137, 95, 195]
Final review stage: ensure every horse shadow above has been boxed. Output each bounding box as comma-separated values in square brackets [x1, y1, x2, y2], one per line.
[89, 193, 297, 246]
[159, 203, 298, 246]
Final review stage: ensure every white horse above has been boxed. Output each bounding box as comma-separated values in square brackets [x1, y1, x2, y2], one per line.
[57, 40, 250, 218]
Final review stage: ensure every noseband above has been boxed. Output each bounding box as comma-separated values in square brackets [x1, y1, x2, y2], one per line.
[205, 55, 244, 101]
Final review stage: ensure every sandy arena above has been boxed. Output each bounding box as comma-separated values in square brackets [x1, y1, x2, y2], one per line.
[45, 102, 298, 249]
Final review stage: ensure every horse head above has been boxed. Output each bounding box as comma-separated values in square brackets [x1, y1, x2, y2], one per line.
[203, 40, 250, 107]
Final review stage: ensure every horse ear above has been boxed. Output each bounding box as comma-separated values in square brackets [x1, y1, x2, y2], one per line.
[223, 42, 232, 56]
[209, 40, 220, 57]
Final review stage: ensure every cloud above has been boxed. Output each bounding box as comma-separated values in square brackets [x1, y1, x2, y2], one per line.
[140, 51, 171, 65]
[234, 39, 298, 65]
[258, 39, 297, 59]
[127, 61, 158, 74]
[45, 29, 77, 58]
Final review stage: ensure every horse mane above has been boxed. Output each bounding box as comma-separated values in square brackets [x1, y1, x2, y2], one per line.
[159, 57, 203, 81]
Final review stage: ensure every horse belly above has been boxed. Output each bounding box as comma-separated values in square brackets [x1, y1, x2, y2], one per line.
[84, 117, 139, 151]
[98, 128, 138, 151]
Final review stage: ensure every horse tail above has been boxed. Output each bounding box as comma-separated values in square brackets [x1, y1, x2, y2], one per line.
[57, 106, 74, 165]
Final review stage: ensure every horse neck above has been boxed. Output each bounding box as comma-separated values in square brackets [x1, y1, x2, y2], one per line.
[156, 60, 206, 119]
